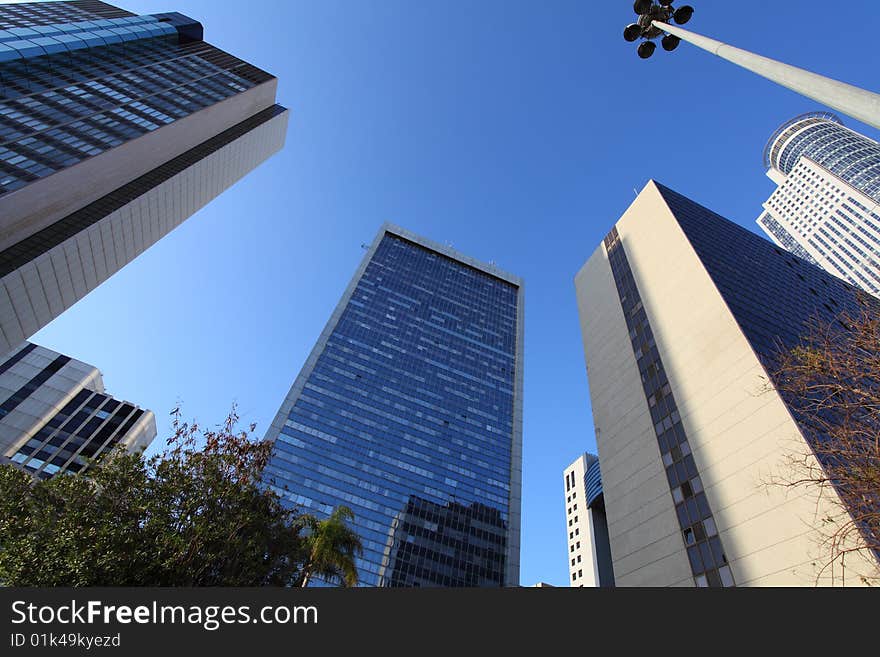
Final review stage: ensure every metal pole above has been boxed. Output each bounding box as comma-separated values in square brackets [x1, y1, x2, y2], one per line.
[653, 20, 880, 131]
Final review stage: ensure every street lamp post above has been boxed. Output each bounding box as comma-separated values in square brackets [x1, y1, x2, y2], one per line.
[622, 2, 880, 132]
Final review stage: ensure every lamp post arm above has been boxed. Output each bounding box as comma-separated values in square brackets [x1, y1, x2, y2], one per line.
[653, 20, 880, 131]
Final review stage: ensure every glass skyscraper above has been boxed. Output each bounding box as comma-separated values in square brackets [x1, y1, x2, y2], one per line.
[576, 180, 879, 586]
[262, 224, 524, 587]
[0, 1, 288, 353]
[755, 112, 880, 297]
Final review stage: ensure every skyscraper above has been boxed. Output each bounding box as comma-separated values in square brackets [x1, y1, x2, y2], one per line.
[262, 224, 524, 587]
[0, 341, 155, 479]
[563, 453, 614, 588]
[755, 112, 880, 296]
[0, 1, 288, 354]
[575, 181, 878, 587]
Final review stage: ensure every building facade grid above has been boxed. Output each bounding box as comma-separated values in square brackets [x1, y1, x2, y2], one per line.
[263, 225, 523, 587]
[0, 2, 272, 196]
[756, 113, 880, 298]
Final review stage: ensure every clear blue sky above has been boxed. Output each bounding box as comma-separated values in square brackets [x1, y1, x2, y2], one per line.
[31, 0, 880, 587]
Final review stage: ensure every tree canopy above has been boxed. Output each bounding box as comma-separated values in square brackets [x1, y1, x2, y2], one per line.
[0, 407, 361, 587]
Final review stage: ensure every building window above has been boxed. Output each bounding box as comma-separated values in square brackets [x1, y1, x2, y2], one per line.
[605, 226, 735, 588]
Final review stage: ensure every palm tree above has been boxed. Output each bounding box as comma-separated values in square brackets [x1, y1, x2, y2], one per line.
[299, 506, 363, 587]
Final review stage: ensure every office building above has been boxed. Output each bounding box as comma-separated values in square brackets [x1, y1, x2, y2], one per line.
[563, 453, 614, 587]
[756, 112, 880, 296]
[575, 180, 878, 586]
[0, 0, 289, 354]
[263, 224, 524, 587]
[0, 341, 155, 478]
[375, 496, 509, 587]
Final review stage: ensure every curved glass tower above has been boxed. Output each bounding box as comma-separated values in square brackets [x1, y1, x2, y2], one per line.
[756, 112, 880, 297]
[763, 112, 880, 199]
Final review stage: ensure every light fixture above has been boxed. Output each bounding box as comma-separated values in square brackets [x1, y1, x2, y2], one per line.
[623, 1, 695, 58]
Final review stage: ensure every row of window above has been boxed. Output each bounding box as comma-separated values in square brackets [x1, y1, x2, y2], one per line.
[605, 224, 735, 588]
[0, 34, 264, 195]
[0, 103, 285, 279]
[290, 383, 512, 481]
[6, 376, 143, 478]
[275, 421, 511, 511]
[0, 15, 179, 63]
[776, 120, 880, 203]
[0, 1, 132, 31]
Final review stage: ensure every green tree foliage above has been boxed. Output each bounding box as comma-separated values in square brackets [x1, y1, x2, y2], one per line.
[0, 408, 360, 587]
[299, 506, 363, 587]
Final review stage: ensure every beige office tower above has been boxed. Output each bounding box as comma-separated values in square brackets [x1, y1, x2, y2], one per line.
[575, 180, 879, 587]
[0, 341, 156, 479]
[0, 1, 289, 354]
[563, 453, 614, 587]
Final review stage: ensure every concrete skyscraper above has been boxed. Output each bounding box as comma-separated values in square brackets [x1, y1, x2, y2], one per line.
[262, 224, 524, 587]
[576, 181, 878, 587]
[563, 453, 614, 587]
[0, 341, 155, 479]
[0, 1, 288, 354]
[756, 112, 880, 297]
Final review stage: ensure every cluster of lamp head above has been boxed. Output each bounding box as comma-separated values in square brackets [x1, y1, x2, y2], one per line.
[624, 0, 695, 59]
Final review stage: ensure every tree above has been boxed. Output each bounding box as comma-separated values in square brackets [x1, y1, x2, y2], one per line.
[298, 506, 363, 588]
[771, 301, 880, 585]
[0, 407, 360, 587]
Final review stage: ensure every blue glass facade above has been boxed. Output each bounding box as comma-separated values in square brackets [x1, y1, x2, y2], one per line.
[757, 212, 819, 266]
[657, 184, 880, 560]
[764, 112, 880, 203]
[584, 456, 603, 508]
[657, 184, 869, 364]
[0, 1, 287, 356]
[263, 226, 523, 587]
[0, 1, 273, 196]
[582, 454, 614, 588]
